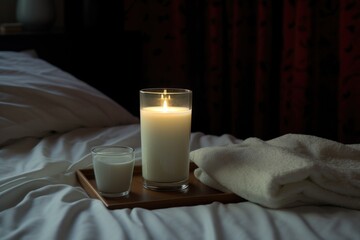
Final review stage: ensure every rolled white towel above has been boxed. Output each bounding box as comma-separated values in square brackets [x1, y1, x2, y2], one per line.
[190, 134, 360, 209]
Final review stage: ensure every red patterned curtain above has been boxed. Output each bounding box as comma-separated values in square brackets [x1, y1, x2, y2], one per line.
[125, 0, 360, 143]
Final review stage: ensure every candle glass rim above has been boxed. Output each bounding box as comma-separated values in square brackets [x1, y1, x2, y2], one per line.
[140, 88, 192, 95]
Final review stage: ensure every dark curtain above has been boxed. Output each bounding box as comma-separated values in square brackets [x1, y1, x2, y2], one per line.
[125, 0, 360, 143]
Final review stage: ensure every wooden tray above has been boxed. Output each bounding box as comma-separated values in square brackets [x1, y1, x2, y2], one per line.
[76, 163, 244, 210]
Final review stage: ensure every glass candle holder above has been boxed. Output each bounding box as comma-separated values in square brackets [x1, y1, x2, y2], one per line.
[140, 88, 192, 191]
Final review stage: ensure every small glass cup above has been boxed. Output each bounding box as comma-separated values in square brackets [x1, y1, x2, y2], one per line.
[91, 146, 135, 197]
[140, 88, 192, 191]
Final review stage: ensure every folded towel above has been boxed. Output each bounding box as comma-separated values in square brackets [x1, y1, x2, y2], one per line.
[190, 134, 360, 209]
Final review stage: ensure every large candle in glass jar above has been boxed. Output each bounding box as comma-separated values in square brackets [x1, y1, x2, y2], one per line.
[140, 88, 192, 191]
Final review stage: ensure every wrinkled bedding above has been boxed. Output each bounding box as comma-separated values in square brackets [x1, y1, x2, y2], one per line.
[1, 51, 359, 240]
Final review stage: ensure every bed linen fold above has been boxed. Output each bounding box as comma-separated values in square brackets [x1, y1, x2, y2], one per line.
[190, 134, 360, 209]
[1, 128, 360, 240]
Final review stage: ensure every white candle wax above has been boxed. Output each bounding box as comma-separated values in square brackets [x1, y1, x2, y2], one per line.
[93, 155, 134, 193]
[141, 106, 191, 182]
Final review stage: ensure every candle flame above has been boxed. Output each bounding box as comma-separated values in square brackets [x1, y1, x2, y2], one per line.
[161, 90, 169, 111]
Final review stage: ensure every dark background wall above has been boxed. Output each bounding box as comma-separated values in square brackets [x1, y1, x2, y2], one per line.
[1, 0, 359, 143]
[0, 0, 144, 118]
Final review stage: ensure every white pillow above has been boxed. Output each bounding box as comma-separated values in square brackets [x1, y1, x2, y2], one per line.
[0, 51, 139, 146]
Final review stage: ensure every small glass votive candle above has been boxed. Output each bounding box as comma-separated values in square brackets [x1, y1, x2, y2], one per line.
[140, 88, 192, 191]
[91, 146, 135, 197]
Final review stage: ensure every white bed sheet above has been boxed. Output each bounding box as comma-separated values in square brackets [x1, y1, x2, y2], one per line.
[1, 125, 360, 240]
[1, 51, 359, 240]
